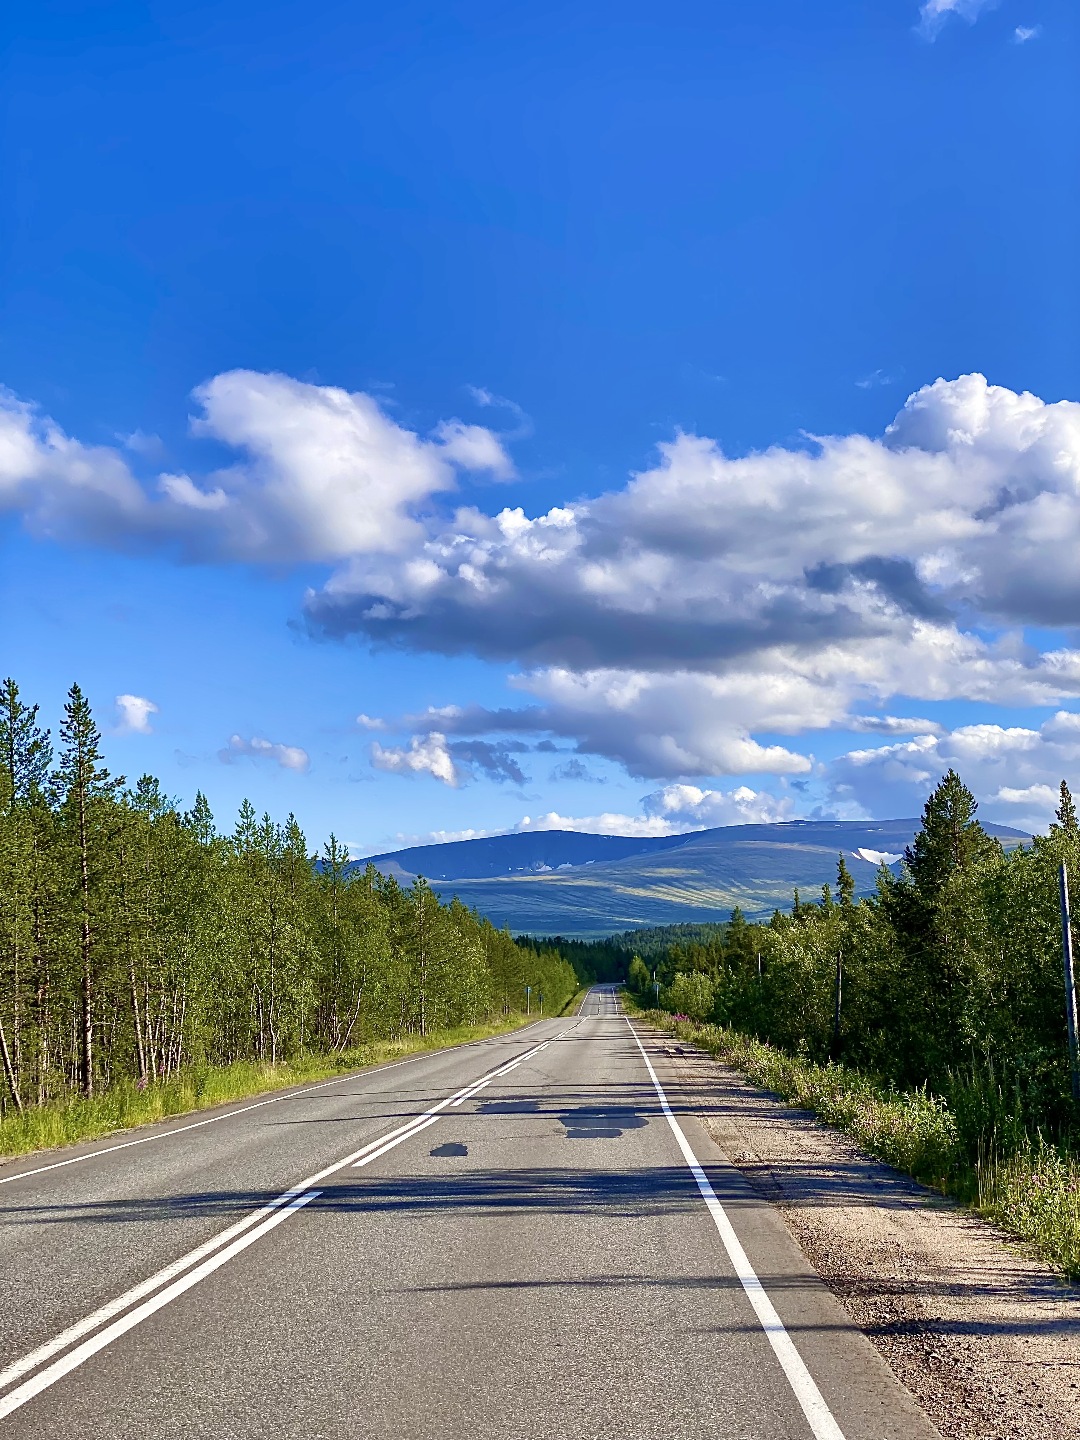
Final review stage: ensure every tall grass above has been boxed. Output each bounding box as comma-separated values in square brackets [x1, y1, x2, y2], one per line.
[0, 1013, 539, 1160]
[636, 1008, 1080, 1280]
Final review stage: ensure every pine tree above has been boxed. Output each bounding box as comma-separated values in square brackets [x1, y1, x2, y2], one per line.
[0, 681, 53, 1110]
[57, 685, 121, 1097]
[0, 678, 52, 811]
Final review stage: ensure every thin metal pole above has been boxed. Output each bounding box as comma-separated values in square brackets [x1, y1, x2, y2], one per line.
[832, 948, 842, 1059]
[1059, 863, 1080, 1102]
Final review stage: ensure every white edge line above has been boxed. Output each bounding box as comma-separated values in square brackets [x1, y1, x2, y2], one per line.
[0, 1024, 572, 1410]
[625, 1017, 847, 1440]
[0, 1190, 321, 1420]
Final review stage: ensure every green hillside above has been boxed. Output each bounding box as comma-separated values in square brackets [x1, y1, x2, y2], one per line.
[363, 819, 1028, 938]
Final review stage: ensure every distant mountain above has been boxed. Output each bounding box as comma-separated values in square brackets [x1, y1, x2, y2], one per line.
[357, 819, 1029, 939]
[360, 828, 691, 882]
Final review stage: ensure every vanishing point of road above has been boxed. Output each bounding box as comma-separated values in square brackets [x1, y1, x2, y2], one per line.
[0, 988, 938, 1439]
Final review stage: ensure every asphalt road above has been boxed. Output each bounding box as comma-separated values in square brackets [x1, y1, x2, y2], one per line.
[0, 988, 940, 1439]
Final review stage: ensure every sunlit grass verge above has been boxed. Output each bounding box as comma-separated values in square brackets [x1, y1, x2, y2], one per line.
[563, 988, 592, 1015]
[0, 1012, 541, 1161]
[632, 1005, 1080, 1281]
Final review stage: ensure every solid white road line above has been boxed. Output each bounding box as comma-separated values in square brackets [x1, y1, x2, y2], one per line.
[0, 1022, 551, 1189]
[0, 1190, 321, 1420]
[0, 1024, 571, 1417]
[625, 1018, 847, 1440]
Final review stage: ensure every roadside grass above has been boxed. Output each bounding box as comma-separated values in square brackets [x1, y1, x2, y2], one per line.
[563, 987, 592, 1015]
[0, 1012, 543, 1161]
[630, 1004, 1080, 1280]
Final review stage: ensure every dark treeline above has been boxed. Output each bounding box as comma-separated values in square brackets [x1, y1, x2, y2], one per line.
[621, 770, 1080, 1149]
[518, 924, 730, 976]
[0, 680, 578, 1113]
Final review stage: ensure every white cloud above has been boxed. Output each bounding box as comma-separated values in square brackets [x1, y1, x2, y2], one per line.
[1013, 25, 1041, 42]
[220, 735, 310, 772]
[0, 372, 512, 563]
[396, 629, 1077, 781]
[831, 712, 1080, 828]
[477, 783, 792, 839]
[430, 420, 516, 479]
[917, 0, 996, 40]
[115, 694, 158, 734]
[855, 369, 894, 389]
[641, 783, 794, 827]
[371, 732, 460, 786]
[514, 810, 682, 838]
[370, 732, 529, 787]
[309, 374, 1080, 655]
[305, 374, 1080, 780]
[356, 713, 387, 730]
[9, 368, 1080, 800]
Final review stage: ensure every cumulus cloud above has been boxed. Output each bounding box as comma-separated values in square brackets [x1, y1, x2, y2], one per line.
[394, 630, 1075, 781]
[1013, 24, 1041, 42]
[370, 732, 528, 787]
[0, 372, 512, 563]
[303, 374, 1080, 780]
[9, 368, 1080, 797]
[115, 694, 158, 734]
[371, 732, 461, 786]
[641, 783, 795, 827]
[479, 784, 792, 839]
[917, 0, 996, 40]
[831, 712, 1080, 829]
[513, 810, 685, 838]
[308, 375, 1080, 663]
[219, 735, 310, 772]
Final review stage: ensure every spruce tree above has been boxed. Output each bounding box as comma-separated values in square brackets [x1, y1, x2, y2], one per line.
[1055, 780, 1078, 836]
[837, 853, 855, 907]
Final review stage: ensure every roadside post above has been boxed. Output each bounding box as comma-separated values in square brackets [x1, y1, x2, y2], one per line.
[1058, 862, 1080, 1102]
[653, 970, 660, 1007]
[525, 984, 532, 1016]
[538, 991, 543, 1015]
[832, 948, 843, 1060]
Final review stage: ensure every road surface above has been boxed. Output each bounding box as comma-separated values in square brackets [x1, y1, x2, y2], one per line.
[0, 988, 938, 1438]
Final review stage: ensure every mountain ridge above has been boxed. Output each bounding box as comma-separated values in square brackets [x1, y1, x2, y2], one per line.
[356, 819, 1030, 937]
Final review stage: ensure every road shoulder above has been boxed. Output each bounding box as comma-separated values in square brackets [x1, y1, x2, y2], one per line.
[647, 1028, 1080, 1440]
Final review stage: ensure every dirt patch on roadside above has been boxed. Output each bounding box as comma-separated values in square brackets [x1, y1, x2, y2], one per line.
[659, 1039, 1080, 1440]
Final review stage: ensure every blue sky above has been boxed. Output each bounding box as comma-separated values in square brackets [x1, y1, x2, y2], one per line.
[2, 0, 1078, 853]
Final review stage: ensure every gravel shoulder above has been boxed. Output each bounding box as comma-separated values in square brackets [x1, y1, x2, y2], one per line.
[657, 1035, 1080, 1440]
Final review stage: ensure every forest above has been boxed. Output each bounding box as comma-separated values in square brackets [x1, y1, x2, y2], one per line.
[0, 679, 578, 1116]
[622, 770, 1080, 1154]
